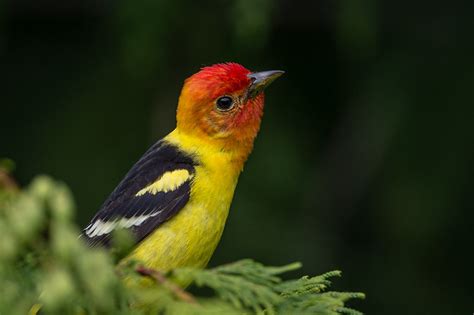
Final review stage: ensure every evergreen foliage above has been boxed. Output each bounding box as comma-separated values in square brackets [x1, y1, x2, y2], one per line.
[0, 167, 364, 315]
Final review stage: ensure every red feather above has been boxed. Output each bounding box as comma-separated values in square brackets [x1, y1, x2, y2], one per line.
[185, 63, 252, 99]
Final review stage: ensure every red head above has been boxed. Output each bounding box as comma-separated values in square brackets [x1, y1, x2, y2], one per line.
[176, 63, 283, 159]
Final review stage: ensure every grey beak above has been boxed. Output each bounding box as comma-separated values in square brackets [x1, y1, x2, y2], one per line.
[247, 70, 285, 99]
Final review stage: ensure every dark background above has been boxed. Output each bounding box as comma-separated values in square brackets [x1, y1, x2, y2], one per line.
[2, 0, 473, 313]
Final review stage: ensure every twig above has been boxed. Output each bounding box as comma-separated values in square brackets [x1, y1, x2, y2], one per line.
[0, 169, 19, 192]
[136, 265, 197, 304]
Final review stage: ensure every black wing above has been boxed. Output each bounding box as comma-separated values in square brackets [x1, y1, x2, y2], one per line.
[81, 140, 198, 247]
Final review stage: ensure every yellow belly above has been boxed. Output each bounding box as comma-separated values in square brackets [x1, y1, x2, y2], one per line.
[123, 187, 233, 271]
[121, 130, 241, 272]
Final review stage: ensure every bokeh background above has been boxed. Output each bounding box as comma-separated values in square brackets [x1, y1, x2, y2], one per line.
[2, 0, 473, 314]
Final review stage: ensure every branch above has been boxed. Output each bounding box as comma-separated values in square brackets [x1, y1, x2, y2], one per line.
[136, 265, 197, 304]
[0, 168, 19, 192]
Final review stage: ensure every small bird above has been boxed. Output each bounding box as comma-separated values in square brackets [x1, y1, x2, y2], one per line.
[81, 63, 284, 272]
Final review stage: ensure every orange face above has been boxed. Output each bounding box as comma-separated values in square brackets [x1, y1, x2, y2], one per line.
[177, 63, 283, 153]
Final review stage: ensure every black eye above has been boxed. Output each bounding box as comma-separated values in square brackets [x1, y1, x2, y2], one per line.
[216, 96, 234, 111]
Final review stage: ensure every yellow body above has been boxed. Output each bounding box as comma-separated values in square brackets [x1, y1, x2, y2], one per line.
[122, 129, 242, 271]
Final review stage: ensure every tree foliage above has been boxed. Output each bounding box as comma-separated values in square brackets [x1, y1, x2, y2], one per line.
[0, 168, 364, 315]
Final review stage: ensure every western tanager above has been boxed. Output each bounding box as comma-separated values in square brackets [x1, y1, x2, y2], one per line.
[81, 63, 283, 272]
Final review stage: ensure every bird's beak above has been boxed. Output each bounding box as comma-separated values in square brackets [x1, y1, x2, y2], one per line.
[247, 70, 285, 99]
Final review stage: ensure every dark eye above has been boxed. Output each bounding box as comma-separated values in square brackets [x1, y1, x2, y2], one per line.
[216, 96, 234, 111]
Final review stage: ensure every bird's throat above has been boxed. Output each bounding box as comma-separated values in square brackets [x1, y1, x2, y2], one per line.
[166, 129, 254, 173]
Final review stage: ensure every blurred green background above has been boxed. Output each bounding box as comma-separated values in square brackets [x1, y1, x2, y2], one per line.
[1, 0, 473, 314]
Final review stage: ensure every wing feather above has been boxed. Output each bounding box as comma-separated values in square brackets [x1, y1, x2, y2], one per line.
[81, 140, 197, 247]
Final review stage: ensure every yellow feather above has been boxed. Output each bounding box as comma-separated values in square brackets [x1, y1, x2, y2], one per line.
[135, 169, 193, 196]
[121, 129, 243, 273]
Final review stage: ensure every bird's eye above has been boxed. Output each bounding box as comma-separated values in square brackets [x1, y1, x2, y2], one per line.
[216, 96, 234, 111]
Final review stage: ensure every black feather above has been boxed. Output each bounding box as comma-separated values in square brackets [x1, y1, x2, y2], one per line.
[81, 140, 198, 247]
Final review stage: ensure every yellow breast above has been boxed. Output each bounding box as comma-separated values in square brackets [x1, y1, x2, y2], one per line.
[122, 129, 241, 272]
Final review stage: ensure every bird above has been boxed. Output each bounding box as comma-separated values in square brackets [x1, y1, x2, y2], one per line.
[81, 62, 284, 273]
